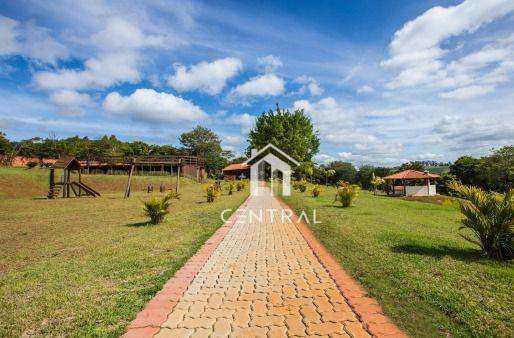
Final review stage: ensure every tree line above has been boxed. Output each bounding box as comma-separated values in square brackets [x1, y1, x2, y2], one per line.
[0, 128, 233, 174]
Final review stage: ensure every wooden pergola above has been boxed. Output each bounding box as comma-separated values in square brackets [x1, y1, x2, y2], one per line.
[384, 170, 440, 196]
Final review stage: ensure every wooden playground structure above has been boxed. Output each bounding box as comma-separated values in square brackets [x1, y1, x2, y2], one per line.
[48, 158, 101, 198]
[47, 155, 206, 199]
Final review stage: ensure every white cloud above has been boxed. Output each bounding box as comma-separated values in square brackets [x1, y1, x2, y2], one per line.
[357, 85, 374, 94]
[313, 153, 335, 164]
[257, 55, 282, 73]
[34, 18, 162, 91]
[90, 17, 164, 50]
[432, 115, 514, 152]
[382, 0, 514, 93]
[0, 16, 20, 55]
[103, 88, 206, 123]
[168, 57, 243, 95]
[230, 113, 256, 133]
[50, 90, 93, 115]
[439, 84, 495, 99]
[35, 52, 140, 90]
[294, 97, 404, 160]
[295, 76, 323, 96]
[0, 15, 68, 64]
[229, 73, 285, 99]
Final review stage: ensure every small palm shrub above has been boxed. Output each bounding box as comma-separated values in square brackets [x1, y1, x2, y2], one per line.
[311, 185, 321, 197]
[226, 181, 235, 195]
[143, 195, 172, 224]
[205, 184, 220, 202]
[292, 181, 300, 191]
[298, 181, 307, 192]
[449, 181, 513, 260]
[334, 182, 360, 207]
[167, 190, 181, 199]
[236, 180, 246, 191]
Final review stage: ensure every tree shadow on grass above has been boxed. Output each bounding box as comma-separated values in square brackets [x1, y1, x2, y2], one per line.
[124, 221, 153, 227]
[391, 243, 483, 262]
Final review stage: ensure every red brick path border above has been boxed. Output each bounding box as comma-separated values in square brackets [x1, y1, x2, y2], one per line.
[123, 197, 251, 338]
[277, 199, 408, 338]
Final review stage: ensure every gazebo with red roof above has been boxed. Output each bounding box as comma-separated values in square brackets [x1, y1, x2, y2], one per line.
[383, 169, 440, 196]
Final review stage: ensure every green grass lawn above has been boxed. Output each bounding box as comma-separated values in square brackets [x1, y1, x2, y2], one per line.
[0, 168, 248, 336]
[281, 186, 513, 338]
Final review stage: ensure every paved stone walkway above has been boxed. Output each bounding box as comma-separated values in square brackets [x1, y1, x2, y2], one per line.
[126, 187, 405, 337]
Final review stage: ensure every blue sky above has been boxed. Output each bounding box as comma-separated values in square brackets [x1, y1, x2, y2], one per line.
[0, 0, 513, 166]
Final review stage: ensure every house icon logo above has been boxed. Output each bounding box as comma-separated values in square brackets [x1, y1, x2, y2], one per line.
[245, 144, 299, 196]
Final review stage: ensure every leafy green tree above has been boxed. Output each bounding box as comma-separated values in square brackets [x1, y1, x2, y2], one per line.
[398, 161, 425, 171]
[325, 161, 357, 184]
[229, 156, 247, 164]
[180, 126, 227, 173]
[0, 132, 11, 155]
[450, 155, 481, 186]
[478, 146, 514, 192]
[247, 105, 320, 163]
[324, 169, 336, 185]
[355, 165, 375, 189]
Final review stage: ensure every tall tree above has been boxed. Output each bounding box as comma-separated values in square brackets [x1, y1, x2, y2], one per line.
[0, 131, 11, 155]
[180, 126, 227, 173]
[247, 105, 320, 164]
[478, 146, 513, 192]
[325, 161, 357, 184]
[450, 155, 481, 186]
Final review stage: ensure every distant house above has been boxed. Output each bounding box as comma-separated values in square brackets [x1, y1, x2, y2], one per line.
[384, 169, 440, 196]
[222, 163, 250, 180]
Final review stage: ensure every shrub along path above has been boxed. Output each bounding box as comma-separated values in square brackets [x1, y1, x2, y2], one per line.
[126, 187, 404, 337]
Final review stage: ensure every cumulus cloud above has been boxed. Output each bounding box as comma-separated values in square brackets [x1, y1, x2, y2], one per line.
[229, 73, 285, 100]
[0, 15, 68, 64]
[295, 76, 323, 96]
[50, 90, 93, 115]
[432, 115, 514, 152]
[294, 97, 404, 161]
[103, 88, 206, 123]
[382, 0, 514, 94]
[168, 57, 243, 95]
[230, 112, 256, 133]
[34, 18, 163, 91]
[257, 55, 282, 73]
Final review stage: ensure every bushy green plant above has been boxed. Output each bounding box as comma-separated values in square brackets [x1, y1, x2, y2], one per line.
[26, 161, 38, 169]
[292, 181, 300, 191]
[205, 184, 220, 202]
[311, 185, 321, 197]
[236, 180, 246, 191]
[370, 173, 385, 195]
[226, 181, 235, 195]
[298, 182, 307, 192]
[449, 181, 513, 260]
[143, 195, 172, 224]
[334, 182, 360, 207]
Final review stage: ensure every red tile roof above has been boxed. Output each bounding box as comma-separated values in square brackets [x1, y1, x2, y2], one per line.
[384, 169, 440, 180]
[222, 163, 249, 172]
